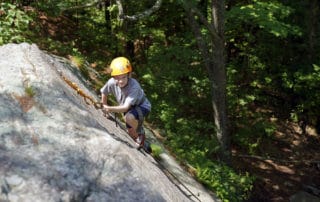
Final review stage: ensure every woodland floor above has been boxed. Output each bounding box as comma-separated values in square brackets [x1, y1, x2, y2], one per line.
[232, 121, 320, 202]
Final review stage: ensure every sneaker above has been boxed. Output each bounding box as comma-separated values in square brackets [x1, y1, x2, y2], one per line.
[143, 141, 152, 154]
[135, 133, 145, 148]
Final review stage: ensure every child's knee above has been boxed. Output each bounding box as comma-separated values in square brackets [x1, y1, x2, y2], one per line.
[125, 113, 135, 121]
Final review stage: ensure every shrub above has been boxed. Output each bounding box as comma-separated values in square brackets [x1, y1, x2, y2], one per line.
[0, 3, 31, 45]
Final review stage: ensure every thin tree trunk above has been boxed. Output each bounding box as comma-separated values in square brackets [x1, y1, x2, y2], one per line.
[211, 0, 230, 163]
[183, 0, 230, 163]
[104, 0, 111, 31]
[307, 0, 319, 63]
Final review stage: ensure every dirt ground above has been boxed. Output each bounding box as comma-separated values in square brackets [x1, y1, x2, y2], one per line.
[232, 121, 320, 202]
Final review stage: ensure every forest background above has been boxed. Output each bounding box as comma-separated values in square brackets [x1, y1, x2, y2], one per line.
[1, 0, 319, 201]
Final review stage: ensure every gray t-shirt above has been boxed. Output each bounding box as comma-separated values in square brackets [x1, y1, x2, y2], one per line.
[100, 78, 151, 111]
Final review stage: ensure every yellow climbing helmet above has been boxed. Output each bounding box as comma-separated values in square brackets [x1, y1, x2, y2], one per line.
[110, 57, 132, 76]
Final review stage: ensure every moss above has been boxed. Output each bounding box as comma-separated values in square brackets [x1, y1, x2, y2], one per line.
[25, 85, 35, 97]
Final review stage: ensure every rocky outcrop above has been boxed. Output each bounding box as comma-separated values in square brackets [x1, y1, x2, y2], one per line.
[0, 43, 201, 201]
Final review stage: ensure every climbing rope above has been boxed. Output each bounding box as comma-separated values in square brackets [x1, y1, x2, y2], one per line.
[57, 69, 123, 130]
[58, 71, 102, 109]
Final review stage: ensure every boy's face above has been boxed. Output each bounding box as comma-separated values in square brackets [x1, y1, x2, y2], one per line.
[114, 73, 129, 88]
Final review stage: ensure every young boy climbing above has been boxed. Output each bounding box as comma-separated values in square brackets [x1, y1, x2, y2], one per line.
[100, 57, 151, 149]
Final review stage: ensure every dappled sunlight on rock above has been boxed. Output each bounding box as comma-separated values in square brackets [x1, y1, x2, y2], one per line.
[0, 43, 217, 202]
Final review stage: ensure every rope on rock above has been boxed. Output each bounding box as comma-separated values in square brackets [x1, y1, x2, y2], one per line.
[58, 70, 102, 109]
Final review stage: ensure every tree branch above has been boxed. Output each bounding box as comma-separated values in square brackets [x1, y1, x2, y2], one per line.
[61, 0, 103, 12]
[116, 0, 162, 21]
[185, 9, 212, 77]
[180, 1, 220, 40]
[61, 0, 162, 22]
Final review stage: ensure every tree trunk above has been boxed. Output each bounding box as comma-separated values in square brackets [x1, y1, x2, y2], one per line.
[183, 0, 230, 163]
[104, 0, 111, 31]
[210, 39, 229, 163]
[307, 0, 319, 63]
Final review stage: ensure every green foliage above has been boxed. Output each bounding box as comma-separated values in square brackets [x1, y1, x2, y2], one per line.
[150, 144, 162, 159]
[196, 161, 255, 202]
[283, 64, 320, 123]
[163, 117, 254, 202]
[167, 118, 218, 158]
[30, 0, 61, 15]
[233, 116, 277, 154]
[227, 1, 301, 38]
[15, 0, 320, 201]
[225, 0, 316, 156]
[130, 2, 256, 200]
[292, 64, 320, 98]
[70, 51, 89, 78]
[0, 3, 32, 45]
[25, 85, 36, 97]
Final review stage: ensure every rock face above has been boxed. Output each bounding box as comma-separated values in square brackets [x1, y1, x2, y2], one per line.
[0, 43, 192, 201]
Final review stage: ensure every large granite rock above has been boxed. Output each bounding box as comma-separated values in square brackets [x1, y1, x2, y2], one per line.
[0, 43, 194, 202]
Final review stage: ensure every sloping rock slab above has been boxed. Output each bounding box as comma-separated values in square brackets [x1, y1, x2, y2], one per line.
[0, 43, 191, 202]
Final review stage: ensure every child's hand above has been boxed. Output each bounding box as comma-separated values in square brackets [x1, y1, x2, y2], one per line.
[102, 105, 111, 118]
[103, 104, 110, 112]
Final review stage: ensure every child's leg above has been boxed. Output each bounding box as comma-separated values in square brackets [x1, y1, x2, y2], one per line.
[125, 113, 139, 140]
[125, 107, 148, 148]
